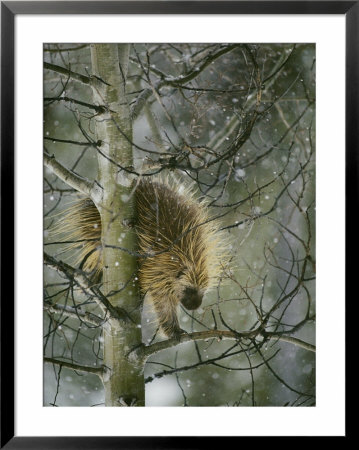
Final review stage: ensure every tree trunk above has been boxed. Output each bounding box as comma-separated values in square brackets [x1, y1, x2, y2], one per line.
[90, 44, 144, 406]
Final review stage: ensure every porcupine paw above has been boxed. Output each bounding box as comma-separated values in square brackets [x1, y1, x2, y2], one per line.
[170, 327, 187, 342]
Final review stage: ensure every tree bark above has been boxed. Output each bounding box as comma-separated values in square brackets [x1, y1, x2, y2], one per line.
[90, 44, 144, 406]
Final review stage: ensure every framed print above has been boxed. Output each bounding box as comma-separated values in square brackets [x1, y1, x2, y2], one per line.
[1, 1, 352, 447]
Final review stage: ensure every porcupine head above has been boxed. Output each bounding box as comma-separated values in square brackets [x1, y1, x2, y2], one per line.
[52, 177, 226, 340]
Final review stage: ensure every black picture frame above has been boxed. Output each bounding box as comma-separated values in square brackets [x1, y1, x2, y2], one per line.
[1, 1, 352, 447]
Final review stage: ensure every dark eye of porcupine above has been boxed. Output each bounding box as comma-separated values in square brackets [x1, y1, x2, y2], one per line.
[180, 287, 203, 310]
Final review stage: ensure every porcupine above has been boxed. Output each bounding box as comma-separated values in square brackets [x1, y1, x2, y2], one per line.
[54, 178, 225, 339]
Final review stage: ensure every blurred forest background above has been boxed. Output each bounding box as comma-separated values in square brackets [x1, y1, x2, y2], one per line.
[44, 43, 315, 406]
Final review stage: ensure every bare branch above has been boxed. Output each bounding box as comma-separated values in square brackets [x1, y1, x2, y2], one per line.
[43, 252, 129, 323]
[138, 328, 315, 361]
[44, 153, 94, 197]
[265, 334, 315, 353]
[44, 357, 104, 377]
[44, 302, 105, 327]
[44, 61, 92, 85]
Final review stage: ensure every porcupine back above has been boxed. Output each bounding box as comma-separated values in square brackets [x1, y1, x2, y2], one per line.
[53, 178, 224, 338]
